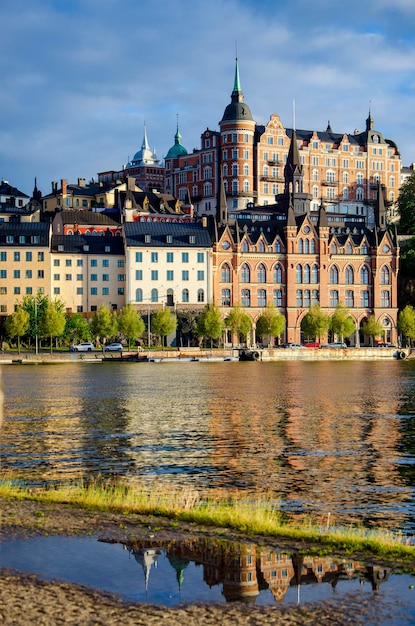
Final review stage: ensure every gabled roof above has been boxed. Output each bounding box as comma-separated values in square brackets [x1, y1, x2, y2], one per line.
[123, 221, 212, 248]
[59, 210, 121, 227]
[0, 181, 29, 198]
[51, 234, 124, 255]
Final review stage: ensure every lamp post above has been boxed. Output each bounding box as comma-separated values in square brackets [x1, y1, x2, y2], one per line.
[35, 298, 38, 355]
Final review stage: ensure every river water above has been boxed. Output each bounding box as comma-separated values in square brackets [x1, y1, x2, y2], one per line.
[1, 359, 415, 534]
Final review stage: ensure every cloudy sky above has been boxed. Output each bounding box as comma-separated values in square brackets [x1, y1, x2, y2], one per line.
[1, 0, 415, 196]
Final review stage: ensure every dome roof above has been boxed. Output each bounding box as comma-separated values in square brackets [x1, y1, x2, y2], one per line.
[166, 126, 188, 159]
[220, 58, 254, 124]
[127, 124, 159, 168]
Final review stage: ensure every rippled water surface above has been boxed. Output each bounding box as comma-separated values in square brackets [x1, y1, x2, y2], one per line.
[2, 360, 415, 532]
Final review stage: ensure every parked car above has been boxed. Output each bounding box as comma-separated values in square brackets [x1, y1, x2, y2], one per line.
[303, 341, 321, 348]
[104, 342, 123, 352]
[376, 342, 394, 347]
[327, 342, 347, 348]
[70, 341, 94, 352]
[281, 343, 305, 349]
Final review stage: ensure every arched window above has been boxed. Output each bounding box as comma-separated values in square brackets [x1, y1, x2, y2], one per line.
[311, 264, 318, 283]
[356, 187, 364, 201]
[312, 289, 319, 305]
[326, 170, 335, 183]
[257, 289, 266, 307]
[232, 163, 238, 176]
[312, 168, 318, 181]
[303, 264, 310, 284]
[243, 164, 249, 175]
[360, 265, 369, 284]
[345, 241, 353, 254]
[304, 289, 311, 307]
[258, 240, 265, 252]
[274, 240, 281, 253]
[197, 289, 205, 302]
[296, 289, 303, 306]
[343, 187, 349, 200]
[310, 239, 316, 253]
[151, 288, 158, 302]
[241, 263, 250, 282]
[221, 263, 231, 282]
[298, 238, 304, 253]
[257, 263, 266, 283]
[330, 290, 339, 307]
[304, 239, 310, 254]
[241, 240, 249, 252]
[221, 289, 231, 307]
[345, 289, 354, 307]
[182, 289, 189, 303]
[241, 289, 250, 307]
[273, 289, 282, 307]
[135, 288, 143, 302]
[330, 242, 337, 254]
[243, 180, 249, 192]
[343, 171, 349, 184]
[223, 164, 228, 177]
[345, 265, 354, 284]
[296, 264, 303, 283]
[329, 265, 339, 284]
[273, 264, 282, 283]
[313, 185, 319, 198]
[361, 242, 368, 254]
[203, 182, 212, 195]
[360, 290, 369, 307]
[381, 265, 390, 284]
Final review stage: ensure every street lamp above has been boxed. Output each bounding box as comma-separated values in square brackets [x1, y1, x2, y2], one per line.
[34, 298, 38, 355]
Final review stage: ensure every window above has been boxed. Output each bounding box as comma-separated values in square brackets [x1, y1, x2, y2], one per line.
[26, 252, 32, 262]
[296, 289, 303, 306]
[102, 287, 109, 296]
[167, 270, 174, 281]
[0, 252, 6, 261]
[197, 289, 205, 302]
[257, 263, 266, 283]
[197, 270, 204, 281]
[221, 263, 231, 282]
[381, 265, 390, 284]
[330, 265, 339, 284]
[222, 288, 231, 306]
[298, 239, 303, 253]
[273, 289, 282, 307]
[381, 290, 390, 307]
[274, 240, 281, 253]
[66, 259, 72, 267]
[345, 265, 354, 284]
[241, 240, 249, 252]
[312, 289, 319, 305]
[151, 252, 158, 263]
[304, 289, 311, 307]
[53, 287, 59, 295]
[182, 252, 189, 263]
[53, 273, 60, 281]
[345, 290, 354, 307]
[273, 264, 282, 283]
[102, 274, 109, 281]
[182, 270, 189, 281]
[135, 288, 143, 302]
[77, 259, 83, 266]
[117, 259, 124, 267]
[360, 265, 369, 284]
[241, 263, 250, 282]
[14, 270, 20, 279]
[76, 287, 83, 295]
[330, 290, 339, 307]
[166, 252, 174, 263]
[360, 290, 369, 307]
[37, 270, 44, 279]
[102, 259, 109, 267]
[0, 287, 6, 295]
[303, 264, 310, 283]
[257, 289, 266, 307]
[135, 252, 143, 262]
[14, 287, 20, 295]
[151, 270, 158, 280]
[65, 274, 72, 281]
[14, 251, 20, 261]
[182, 289, 189, 303]
[311, 264, 318, 283]
[91, 259, 97, 267]
[91, 274, 97, 281]
[241, 289, 250, 306]
[26, 287, 33, 295]
[117, 274, 125, 281]
[296, 264, 303, 283]
[197, 252, 204, 263]
[25, 270, 32, 279]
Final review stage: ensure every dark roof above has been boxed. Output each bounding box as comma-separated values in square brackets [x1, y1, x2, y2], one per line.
[123, 221, 212, 248]
[51, 234, 124, 255]
[59, 210, 121, 226]
[0, 222, 49, 246]
[0, 181, 29, 198]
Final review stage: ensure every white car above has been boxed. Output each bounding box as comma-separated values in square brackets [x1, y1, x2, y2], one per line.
[70, 342, 94, 352]
[104, 342, 123, 352]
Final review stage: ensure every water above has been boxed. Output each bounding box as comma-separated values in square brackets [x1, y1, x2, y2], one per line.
[1, 535, 414, 624]
[1, 360, 415, 533]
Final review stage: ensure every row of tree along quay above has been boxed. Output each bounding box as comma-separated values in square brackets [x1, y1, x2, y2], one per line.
[3, 294, 415, 355]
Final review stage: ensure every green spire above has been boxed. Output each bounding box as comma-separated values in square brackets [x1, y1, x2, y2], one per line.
[232, 57, 241, 96]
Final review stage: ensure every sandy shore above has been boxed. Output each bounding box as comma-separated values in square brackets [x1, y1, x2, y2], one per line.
[0, 497, 411, 625]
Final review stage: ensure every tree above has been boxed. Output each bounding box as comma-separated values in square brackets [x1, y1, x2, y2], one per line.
[91, 304, 118, 347]
[64, 313, 92, 345]
[361, 315, 384, 346]
[301, 304, 330, 341]
[398, 305, 415, 347]
[225, 305, 252, 346]
[5, 307, 30, 354]
[255, 305, 286, 346]
[398, 171, 415, 233]
[118, 305, 145, 350]
[38, 300, 66, 353]
[151, 308, 177, 348]
[329, 303, 356, 343]
[196, 305, 224, 348]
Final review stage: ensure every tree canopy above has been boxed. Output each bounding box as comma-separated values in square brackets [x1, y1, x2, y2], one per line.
[255, 305, 286, 346]
[301, 304, 330, 341]
[118, 304, 145, 349]
[151, 308, 177, 347]
[361, 315, 384, 346]
[196, 305, 224, 348]
[329, 303, 356, 343]
[91, 304, 118, 346]
[225, 305, 252, 345]
[397, 305, 415, 347]
[5, 307, 30, 354]
[398, 171, 415, 234]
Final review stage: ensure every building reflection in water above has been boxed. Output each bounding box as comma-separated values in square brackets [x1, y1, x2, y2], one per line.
[123, 537, 391, 605]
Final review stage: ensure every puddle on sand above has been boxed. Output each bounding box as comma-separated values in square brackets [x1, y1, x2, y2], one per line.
[1, 535, 414, 624]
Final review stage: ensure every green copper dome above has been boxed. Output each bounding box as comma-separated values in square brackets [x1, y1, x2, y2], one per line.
[166, 126, 188, 159]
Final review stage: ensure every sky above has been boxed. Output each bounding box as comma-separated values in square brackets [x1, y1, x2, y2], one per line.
[1, 0, 415, 196]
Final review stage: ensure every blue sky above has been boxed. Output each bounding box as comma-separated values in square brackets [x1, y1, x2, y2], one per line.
[1, 0, 415, 195]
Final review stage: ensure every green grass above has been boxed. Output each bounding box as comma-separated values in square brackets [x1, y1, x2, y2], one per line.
[1, 478, 414, 558]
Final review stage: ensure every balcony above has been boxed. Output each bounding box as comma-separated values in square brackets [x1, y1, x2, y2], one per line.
[261, 175, 285, 182]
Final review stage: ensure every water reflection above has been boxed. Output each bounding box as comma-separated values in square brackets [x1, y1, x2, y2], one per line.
[2, 361, 415, 531]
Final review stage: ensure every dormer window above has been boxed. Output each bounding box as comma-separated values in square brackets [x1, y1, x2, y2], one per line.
[105, 246, 110, 252]
[166, 235, 172, 243]
[145, 234, 151, 243]
[83, 245, 89, 252]
[189, 235, 195, 244]
[58, 245, 64, 251]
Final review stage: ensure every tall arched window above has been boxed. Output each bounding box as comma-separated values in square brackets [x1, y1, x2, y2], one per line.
[257, 289, 266, 307]
[303, 264, 310, 283]
[182, 289, 189, 303]
[304, 289, 311, 307]
[345, 241, 353, 254]
[273, 264, 282, 283]
[381, 265, 390, 284]
[329, 265, 339, 284]
[257, 263, 266, 283]
[357, 187, 364, 201]
[298, 238, 304, 253]
[151, 288, 158, 302]
[304, 239, 310, 254]
[330, 242, 337, 254]
[330, 290, 339, 307]
[241, 263, 250, 282]
[360, 290, 369, 307]
[381, 290, 390, 307]
[361, 242, 368, 254]
[221, 263, 231, 282]
[296, 264, 303, 283]
[345, 290, 354, 307]
[135, 288, 143, 302]
[273, 289, 282, 307]
[221, 289, 231, 306]
[241, 289, 250, 306]
[345, 265, 354, 284]
[312, 289, 319, 305]
[310, 239, 316, 253]
[241, 240, 249, 252]
[197, 289, 205, 302]
[296, 289, 303, 306]
[311, 264, 318, 283]
[274, 240, 281, 253]
[258, 240, 265, 252]
[360, 265, 369, 284]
